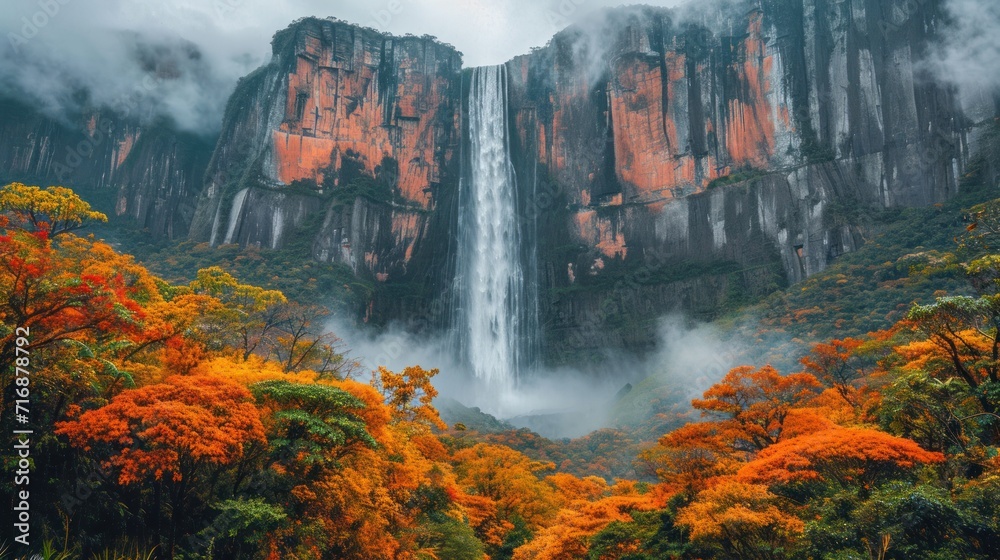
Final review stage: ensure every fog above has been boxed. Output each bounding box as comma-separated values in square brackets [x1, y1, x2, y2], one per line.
[4, 0, 996, 135]
[328, 314, 746, 439]
[0, 0, 686, 134]
[926, 0, 1000, 113]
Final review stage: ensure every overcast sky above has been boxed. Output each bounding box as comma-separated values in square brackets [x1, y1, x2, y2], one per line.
[0, 0, 687, 132]
[4, 0, 688, 68]
[1, 0, 995, 133]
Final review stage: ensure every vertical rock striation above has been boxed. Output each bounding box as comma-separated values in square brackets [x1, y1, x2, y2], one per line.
[500, 0, 990, 359]
[0, 98, 211, 239]
[2, 3, 993, 361]
[188, 17, 463, 305]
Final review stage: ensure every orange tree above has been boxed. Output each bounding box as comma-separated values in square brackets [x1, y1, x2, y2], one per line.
[640, 421, 743, 496]
[643, 365, 822, 497]
[55, 374, 266, 557]
[691, 365, 822, 452]
[737, 426, 944, 496]
[676, 480, 804, 560]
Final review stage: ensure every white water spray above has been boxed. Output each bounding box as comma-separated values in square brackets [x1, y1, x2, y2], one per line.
[456, 65, 536, 390]
[223, 188, 249, 245]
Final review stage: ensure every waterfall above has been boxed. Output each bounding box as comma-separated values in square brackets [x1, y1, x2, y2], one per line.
[208, 198, 223, 247]
[223, 188, 249, 245]
[455, 65, 537, 389]
[271, 209, 284, 249]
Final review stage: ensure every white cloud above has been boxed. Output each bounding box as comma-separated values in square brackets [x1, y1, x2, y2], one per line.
[0, 0, 686, 133]
[925, 0, 1000, 107]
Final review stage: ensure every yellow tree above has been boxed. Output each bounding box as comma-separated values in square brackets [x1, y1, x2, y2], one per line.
[452, 443, 560, 540]
[0, 182, 107, 235]
[676, 480, 804, 560]
[511, 494, 655, 560]
[374, 365, 447, 431]
[189, 266, 286, 359]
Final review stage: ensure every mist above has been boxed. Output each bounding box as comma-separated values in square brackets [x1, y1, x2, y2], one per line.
[925, 0, 1000, 115]
[327, 313, 747, 439]
[4, 0, 998, 135]
[0, 0, 686, 135]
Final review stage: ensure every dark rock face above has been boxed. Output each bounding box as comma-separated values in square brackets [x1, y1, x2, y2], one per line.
[503, 0, 992, 359]
[0, 99, 212, 239]
[188, 17, 463, 298]
[2, 4, 995, 361]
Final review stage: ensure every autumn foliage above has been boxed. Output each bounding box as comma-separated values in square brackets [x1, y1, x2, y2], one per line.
[737, 426, 945, 488]
[56, 375, 266, 485]
[5, 183, 1000, 559]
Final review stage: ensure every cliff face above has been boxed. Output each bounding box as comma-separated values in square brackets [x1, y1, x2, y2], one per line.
[181, 4, 995, 357]
[189, 17, 463, 296]
[501, 0, 992, 358]
[0, 99, 211, 239]
[2, 5, 990, 359]
[511, 0, 970, 209]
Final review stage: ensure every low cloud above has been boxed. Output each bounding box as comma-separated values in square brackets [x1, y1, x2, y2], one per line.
[327, 313, 750, 439]
[924, 0, 1000, 111]
[0, 0, 686, 134]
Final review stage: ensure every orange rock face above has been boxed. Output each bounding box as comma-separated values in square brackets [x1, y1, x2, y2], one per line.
[573, 209, 627, 259]
[270, 26, 460, 209]
[609, 51, 724, 203]
[391, 212, 422, 265]
[114, 132, 138, 171]
[506, 10, 795, 261]
[516, 10, 786, 222]
[723, 12, 777, 169]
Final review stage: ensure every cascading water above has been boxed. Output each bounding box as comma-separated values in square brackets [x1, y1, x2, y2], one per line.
[223, 188, 249, 245]
[455, 65, 537, 390]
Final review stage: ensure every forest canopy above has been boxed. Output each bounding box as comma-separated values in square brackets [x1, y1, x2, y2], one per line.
[4, 182, 1000, 559]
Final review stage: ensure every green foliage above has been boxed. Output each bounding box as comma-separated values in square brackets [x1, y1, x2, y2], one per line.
[193, 498, 287, 557]
[416, 516, 486, 560]
[804, 483, 981, 560]
[588, 502, 699, 560]
[89, 544, 157, 560]
[494, 516, 532, 560]
[39, 540, 75, 560]
[589, 520, 650, 559]
[706, 167, 770, 190]
[959, 200, 1000, 254]
[329, 154, 402, 206]
[135, 239, 369, 312]
[879, 369, 983, 456]
[727, 182, 1000, 370]
[252, 380, 378, 465]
